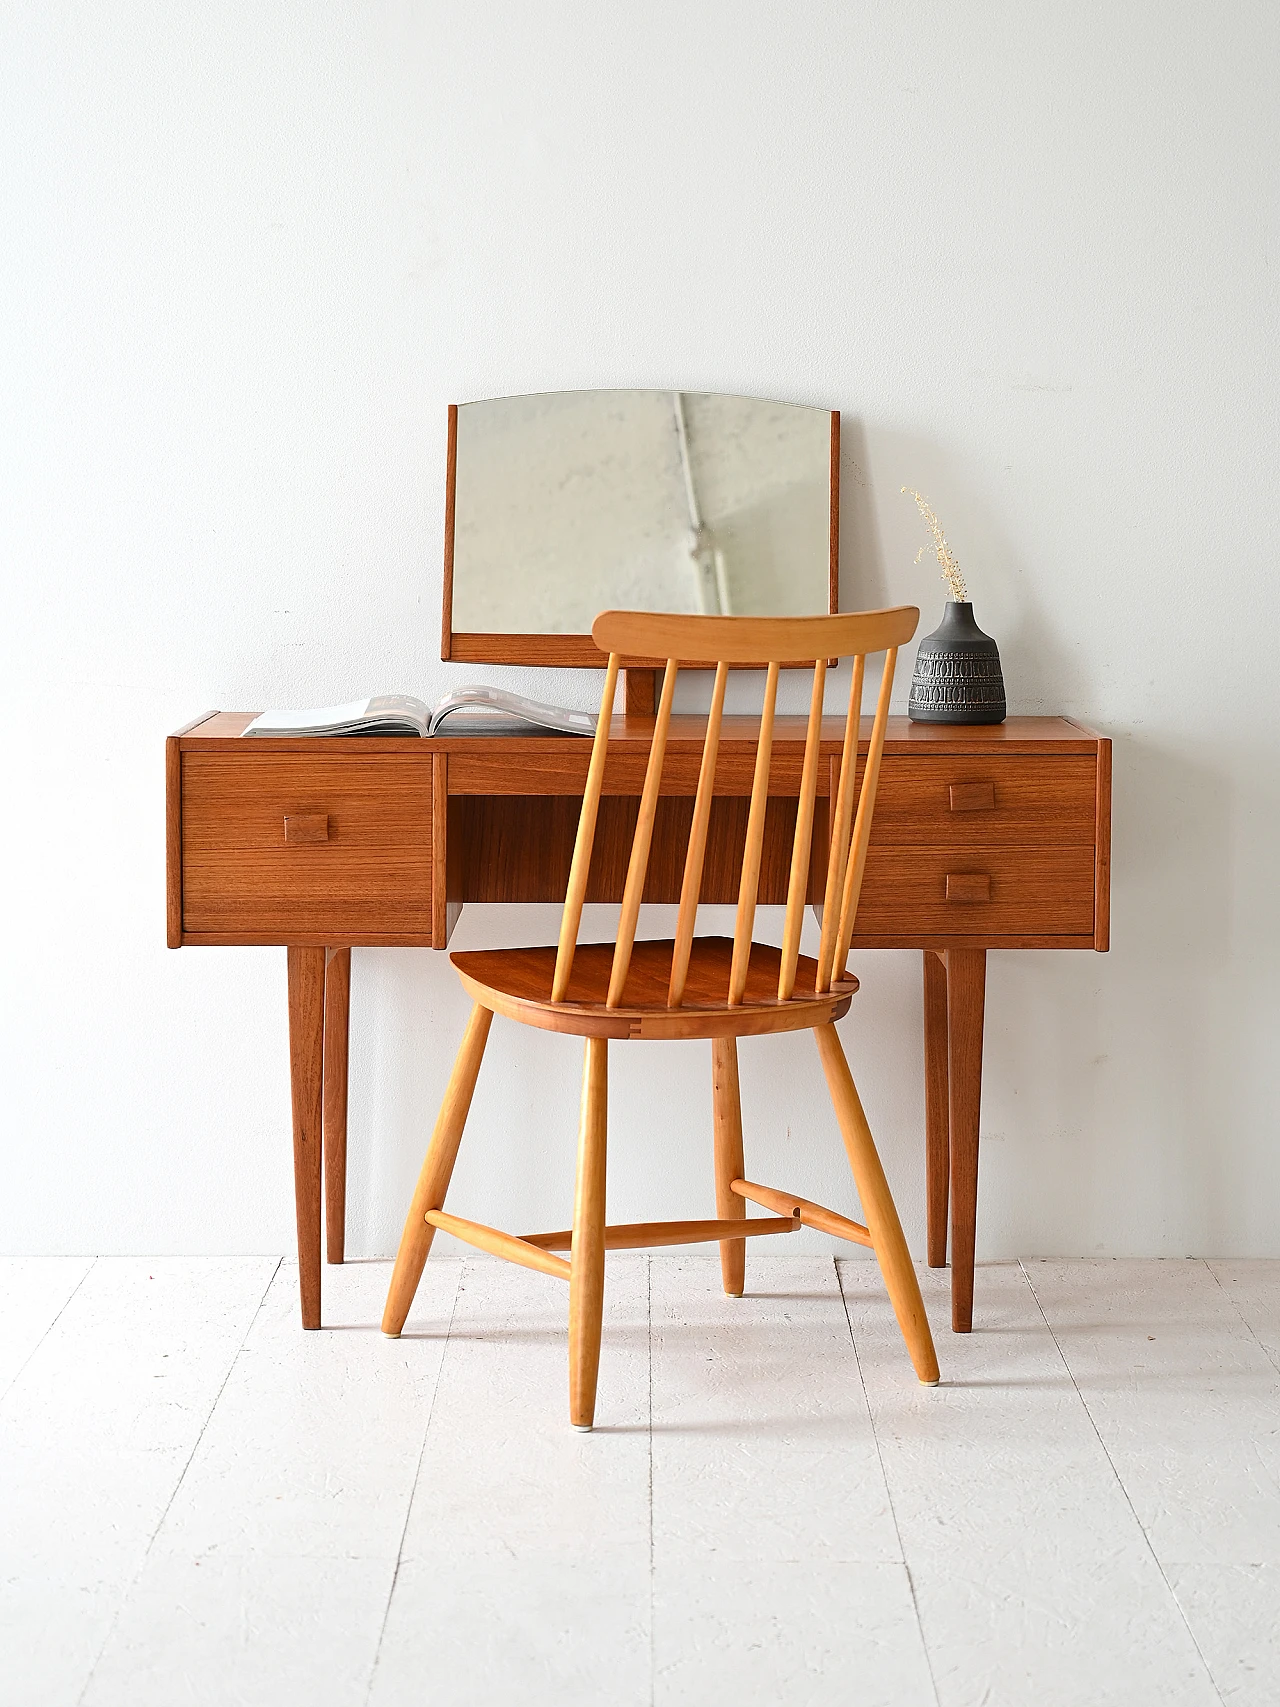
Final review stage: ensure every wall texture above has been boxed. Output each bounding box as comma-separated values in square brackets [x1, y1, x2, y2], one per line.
[3, 2, 1277, 1259]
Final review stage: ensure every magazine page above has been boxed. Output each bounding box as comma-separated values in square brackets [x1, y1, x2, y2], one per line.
[427, 687, 595, 737]
[244, 695, 431, 737]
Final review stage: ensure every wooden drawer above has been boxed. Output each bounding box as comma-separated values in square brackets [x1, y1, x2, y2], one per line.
[181, 753, 432, 940]
[863, 754, 1098, 847]
[851, 846, 1095, 939]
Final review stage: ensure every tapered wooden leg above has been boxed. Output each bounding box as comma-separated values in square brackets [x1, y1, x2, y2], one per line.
[814, 1023, 939, 1384]
[569, 1037, 608, 1429]
[287, 947, 326, 1329]
[323, 947, 351, 1265]
[381, 1003, 494, 1337]
[946, 949, 986, 1333]
[711, 1037, 747, 1296]
[923, 949, 950, 1269]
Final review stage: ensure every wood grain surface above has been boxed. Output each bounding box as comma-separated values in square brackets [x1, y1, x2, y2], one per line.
[169, 706, 1110, 1349]
[1094, 735, 1112, 951]
[853, 845, 1094, 936]
[179, 711, 1103, 749]
[923, 949, 950, 1269]
[592, 606, 918, 664]
[170, 718, 1107, 949]
[872, 755, 1098, 845]
[322, 947, 350, 1266]
[452, 937, 855, 1040]
[180, 752, 431, 938]
[945, 947, 987, 1334]
[286, 946, 326, 1329]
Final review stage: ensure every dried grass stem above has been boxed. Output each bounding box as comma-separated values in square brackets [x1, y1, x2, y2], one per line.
[902, 487, 968, 602]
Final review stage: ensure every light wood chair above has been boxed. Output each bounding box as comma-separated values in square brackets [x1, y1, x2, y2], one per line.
[382, 607, 939, 1425]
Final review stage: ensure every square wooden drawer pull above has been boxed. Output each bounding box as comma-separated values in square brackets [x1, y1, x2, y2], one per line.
[949, 780, 996, 812]
[946, 872, 991, 903]
[284, 813, 330, 845]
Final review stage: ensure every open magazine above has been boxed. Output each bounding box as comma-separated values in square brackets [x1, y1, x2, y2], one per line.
[243, 688, 597, 739]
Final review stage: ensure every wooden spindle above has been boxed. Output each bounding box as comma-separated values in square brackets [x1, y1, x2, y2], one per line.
[777, 659, 827, 1001]
[728, 660, 779, 1006]
[552, 653, 619, 1002]
[520, 1213, 797, 1251]
[815, 655, 865, 992]
[424, 1210, 572, 1281]
[668, 660, 728, 1006]
[607, 659, 678, 1007]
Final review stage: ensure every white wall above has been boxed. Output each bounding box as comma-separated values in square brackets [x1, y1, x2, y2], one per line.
[3, 2, 1277, 1260]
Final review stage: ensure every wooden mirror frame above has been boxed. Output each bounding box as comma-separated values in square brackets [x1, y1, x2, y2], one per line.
[441, 399, 841, 670]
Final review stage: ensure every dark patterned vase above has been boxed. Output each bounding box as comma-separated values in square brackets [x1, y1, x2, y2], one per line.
[908, 601, 1006, 724]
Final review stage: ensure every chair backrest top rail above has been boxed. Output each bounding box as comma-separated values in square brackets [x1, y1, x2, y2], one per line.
[592, 606, 918, 665]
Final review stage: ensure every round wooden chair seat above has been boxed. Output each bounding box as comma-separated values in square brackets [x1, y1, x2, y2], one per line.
[451, 937, 858, 1040]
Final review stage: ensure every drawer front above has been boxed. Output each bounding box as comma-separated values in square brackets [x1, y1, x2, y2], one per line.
[864, 754, 1098, 847]
[181, 753, 432, 938]
[448, 742, 809, 798]
[851, 846, 1095, 938]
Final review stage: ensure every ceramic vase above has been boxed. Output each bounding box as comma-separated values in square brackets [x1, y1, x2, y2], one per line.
[907, 601, 1006, 724]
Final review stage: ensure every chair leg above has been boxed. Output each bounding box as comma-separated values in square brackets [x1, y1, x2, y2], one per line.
[381, 1003, 494, 1337]
[569, 1036, 608, 1429]
[814, 1023, 940, 1385]
[711, 1037, 747, 1296]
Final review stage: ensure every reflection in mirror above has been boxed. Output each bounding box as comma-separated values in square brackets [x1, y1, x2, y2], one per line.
[448, 391, 836, 651]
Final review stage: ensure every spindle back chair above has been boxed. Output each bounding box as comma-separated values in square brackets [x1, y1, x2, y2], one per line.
[382, 607, 939, 1426]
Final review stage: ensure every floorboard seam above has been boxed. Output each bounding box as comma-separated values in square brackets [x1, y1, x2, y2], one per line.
[1017, 1257, 1227, 1707]
[836, 1257, 942, 1707]
[1204, 1258, 1280, 1379]
[74, 1254, 283, 1707]
[363, 1258, 465, 1707]
[0, 1255, 97, 1409]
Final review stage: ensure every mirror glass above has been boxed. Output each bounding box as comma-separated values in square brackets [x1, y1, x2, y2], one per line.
[448, 390, 835, 646]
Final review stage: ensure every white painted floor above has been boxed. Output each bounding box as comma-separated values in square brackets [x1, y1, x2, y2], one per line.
[2, 1256, 1278, 1707]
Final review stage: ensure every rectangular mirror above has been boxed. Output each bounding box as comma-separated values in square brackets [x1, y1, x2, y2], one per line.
[442, 389, 839, 667]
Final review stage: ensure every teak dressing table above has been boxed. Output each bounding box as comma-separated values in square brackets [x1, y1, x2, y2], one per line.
[168, 389, 1110, 1333]
[165, 704, 1111, 1332]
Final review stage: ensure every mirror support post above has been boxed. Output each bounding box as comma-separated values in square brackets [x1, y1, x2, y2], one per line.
[624, 669, 657, 718]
